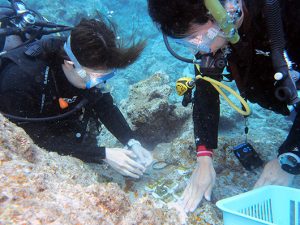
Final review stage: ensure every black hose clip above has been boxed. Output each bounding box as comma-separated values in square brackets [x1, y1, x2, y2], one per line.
[182, 90, 193, 107]
[274, 70, 300, 105]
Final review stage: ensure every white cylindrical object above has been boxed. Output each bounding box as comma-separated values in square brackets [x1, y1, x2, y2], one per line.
[274, 72, 284, 80]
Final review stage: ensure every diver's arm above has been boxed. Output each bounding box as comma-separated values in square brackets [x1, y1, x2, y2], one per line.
[278, 104, 300, 156]
[254, 104, 299, 188]
[53, 141, 106, 163]
[180, 69, 220, 212]
[84, 92, 150, 175]
[193, 78, 220, 150]
[93, 92, 134, 145]
[91, 92, 153, 167]
[66, 145, 106, 163]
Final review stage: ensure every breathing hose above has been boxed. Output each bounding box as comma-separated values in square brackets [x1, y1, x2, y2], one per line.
[264, 0, 299, 104]
[1, 99, 88, 122]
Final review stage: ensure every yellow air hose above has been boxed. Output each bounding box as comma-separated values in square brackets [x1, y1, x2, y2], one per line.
[195, 64, 251, 116]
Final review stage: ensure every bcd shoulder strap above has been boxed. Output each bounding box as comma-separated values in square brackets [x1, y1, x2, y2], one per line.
[1, 40, 48, 79]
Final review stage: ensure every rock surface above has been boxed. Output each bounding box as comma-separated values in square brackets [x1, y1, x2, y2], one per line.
[0, 114, 180, 225]
[120, 72, 191, 148]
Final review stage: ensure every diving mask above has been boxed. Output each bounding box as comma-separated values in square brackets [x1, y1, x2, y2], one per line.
[163, 0, 242, 64]
[81, 68, 115, 89]
[174, 24, 226, 54]
[175, 0, 242, 54]
[64, 36, 115, 89]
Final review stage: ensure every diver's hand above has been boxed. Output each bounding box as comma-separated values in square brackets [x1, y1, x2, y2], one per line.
[254, 158, 295, 189]
[127, 139, 153, 167]
[181, 156, 216, 213]
[104, 148, 146, 179]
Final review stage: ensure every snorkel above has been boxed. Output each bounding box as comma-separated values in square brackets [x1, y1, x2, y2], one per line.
[204, 0, 240, 44]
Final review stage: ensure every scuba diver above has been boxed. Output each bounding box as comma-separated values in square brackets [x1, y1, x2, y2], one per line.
[0, 0, 153, 179]
[148, 0, 300, 212]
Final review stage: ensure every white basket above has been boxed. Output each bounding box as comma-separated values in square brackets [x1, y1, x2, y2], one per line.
[216, 185, 300, 225]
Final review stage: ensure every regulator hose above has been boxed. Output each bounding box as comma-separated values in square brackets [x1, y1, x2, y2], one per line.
[1, 99, 88, 122]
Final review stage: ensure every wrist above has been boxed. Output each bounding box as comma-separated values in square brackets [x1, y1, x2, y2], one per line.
[196, 145, 213, 158]
[99, 146, 106, 160]
[197, 155, 213, 163]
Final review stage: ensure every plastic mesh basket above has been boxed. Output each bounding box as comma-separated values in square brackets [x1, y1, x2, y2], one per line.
[216, 185, 300, 225]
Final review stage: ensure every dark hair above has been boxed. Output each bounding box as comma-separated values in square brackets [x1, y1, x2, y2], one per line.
[70, 18, 146, 69]
[148, 0, 210, 38]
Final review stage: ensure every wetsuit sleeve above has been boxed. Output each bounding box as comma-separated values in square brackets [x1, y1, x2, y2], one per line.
[20, 119, 107, 163]
[193, 66, 220, 149]
[92, 92, 134, 145]
[52, 91, 135, 162]
[56, 141, 106, 163]
[278, 104, 300, 155]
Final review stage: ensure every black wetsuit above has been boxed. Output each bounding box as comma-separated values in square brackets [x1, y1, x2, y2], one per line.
[194, 0, 300, 155]
[0, 37, 134, 163]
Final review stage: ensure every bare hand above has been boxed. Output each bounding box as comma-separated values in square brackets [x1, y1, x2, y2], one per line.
[104, 148, 146, 179]
[130, 143, 153, 167]
[254, 158, 295, 189]
[181, 156, 216, 213]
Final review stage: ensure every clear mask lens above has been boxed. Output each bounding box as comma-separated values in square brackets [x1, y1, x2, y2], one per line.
[85, 70, 115, 89]
[175, 25, 225, 54]
[76, 69, 88, 79]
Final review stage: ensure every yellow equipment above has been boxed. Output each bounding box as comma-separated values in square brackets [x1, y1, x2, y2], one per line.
[176, 64, 251, 116]
[176, 77, 195, 96]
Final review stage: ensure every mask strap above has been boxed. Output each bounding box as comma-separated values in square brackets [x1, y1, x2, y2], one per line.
[64, 36, 87, 78]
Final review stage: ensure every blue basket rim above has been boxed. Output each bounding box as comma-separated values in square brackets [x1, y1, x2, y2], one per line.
[220, 210, 275, 225]
[217, 185, 298, 208]
[216, 185, 300, 225]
